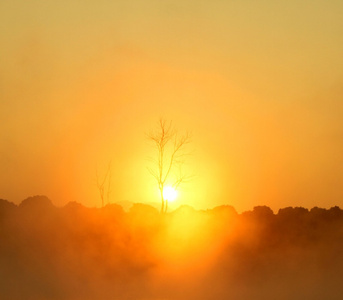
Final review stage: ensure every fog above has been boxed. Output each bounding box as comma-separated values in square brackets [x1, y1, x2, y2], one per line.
[1, 196, 343, 299]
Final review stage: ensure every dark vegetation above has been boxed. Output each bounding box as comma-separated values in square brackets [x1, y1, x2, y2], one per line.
[1, 196, 343, 300]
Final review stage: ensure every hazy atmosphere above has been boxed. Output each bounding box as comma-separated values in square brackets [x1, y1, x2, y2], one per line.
[2, 1, 343, 300]
[1, 0, 343, 211]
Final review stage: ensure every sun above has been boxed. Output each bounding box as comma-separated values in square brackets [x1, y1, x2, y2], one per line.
[163, 186, 178, 202]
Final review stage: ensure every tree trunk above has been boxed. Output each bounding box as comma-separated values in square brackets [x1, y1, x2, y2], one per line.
[160, 188, 165, 213]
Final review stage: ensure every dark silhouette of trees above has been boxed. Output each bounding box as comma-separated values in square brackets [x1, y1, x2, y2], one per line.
[2, 196, 343, 300]
[18, 195, 54, 211]
[0, 199, 16, 219]
[147, 119, 191, 213]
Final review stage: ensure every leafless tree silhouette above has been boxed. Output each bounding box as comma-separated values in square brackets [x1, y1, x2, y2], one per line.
[147, 119, 191, 213]
[96, 161, 112, 207]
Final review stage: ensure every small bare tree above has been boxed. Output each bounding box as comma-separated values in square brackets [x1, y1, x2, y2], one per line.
[147, 119, 191, 213]
[96, 161, 112, 208]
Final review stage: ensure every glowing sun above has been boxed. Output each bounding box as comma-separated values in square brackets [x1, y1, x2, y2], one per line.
[163, 186, 178, 202]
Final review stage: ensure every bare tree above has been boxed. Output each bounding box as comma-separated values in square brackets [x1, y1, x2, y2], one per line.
[96, 161, 112, 207]
[147, 119, 191, 213]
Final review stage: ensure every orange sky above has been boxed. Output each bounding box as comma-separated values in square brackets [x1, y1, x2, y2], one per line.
[1, 0, 343, 212]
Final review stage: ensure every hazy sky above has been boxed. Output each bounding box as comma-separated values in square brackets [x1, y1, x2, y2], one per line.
[1, 0, 343, 212]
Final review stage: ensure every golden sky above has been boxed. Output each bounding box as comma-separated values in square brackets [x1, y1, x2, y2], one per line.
[1, 0, 343, 212]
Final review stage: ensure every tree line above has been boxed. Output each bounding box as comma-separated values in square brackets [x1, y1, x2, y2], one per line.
[1, 196, 343, 300]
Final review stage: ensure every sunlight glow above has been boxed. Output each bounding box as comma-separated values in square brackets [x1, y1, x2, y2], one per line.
[163, 186, 178, 202]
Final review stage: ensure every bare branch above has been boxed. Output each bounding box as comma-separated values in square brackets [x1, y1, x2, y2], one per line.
[147, 119, 192, 213]
[96, 161, 112, 208]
